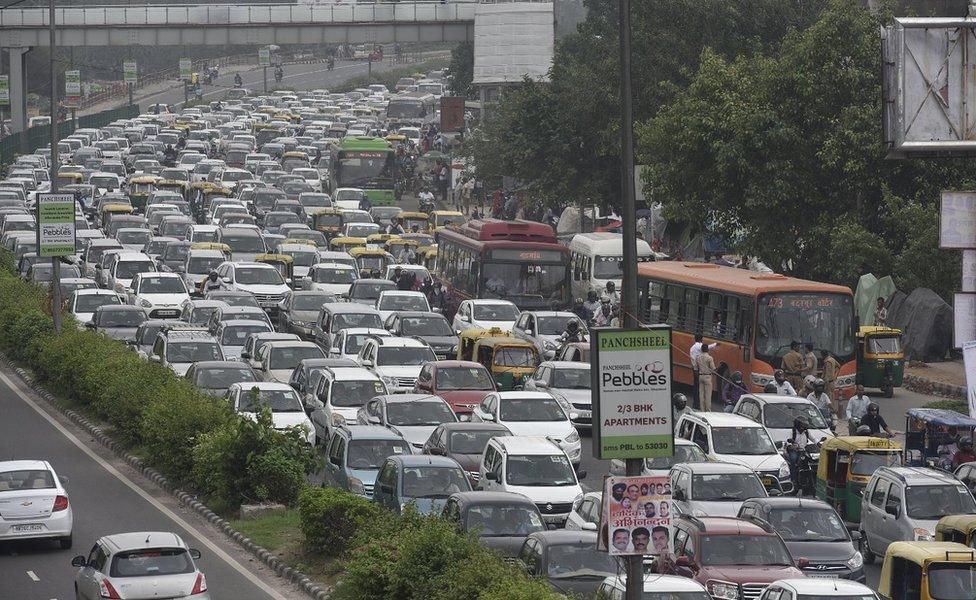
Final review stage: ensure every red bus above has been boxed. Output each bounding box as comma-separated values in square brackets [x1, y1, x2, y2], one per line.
[433, 219, 572, 310]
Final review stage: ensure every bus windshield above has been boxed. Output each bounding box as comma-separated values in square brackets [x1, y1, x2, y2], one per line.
[755, 292, 854, 366]
[336, 151, 394, 188]
[482, 262, 570, 309]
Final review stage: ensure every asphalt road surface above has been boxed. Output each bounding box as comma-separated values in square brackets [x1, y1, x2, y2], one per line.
[139, 56, 430, 110]
[0, 365, 304, 600]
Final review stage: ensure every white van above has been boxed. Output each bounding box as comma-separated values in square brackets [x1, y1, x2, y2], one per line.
[569, 232, 653, 299]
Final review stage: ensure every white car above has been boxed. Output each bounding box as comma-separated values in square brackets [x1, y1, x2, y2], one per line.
[254, 340, 326, 383]
[127, 272, 190, 319]
[375, 290, 431, 321]
[329, 327, 391, 361]
[670, 462, 768, 518]
[758, 579, 878, 600]
[215, 262, 290, 310]
[292, 168, 323, 192]
[564, 490, 602, 531]
[0, 460, 73, 549]
[228, 382, 315, 444]
[304, 262, 359, 297]
[523, 361, 592, 429]
[334, 187, 366, 210]
[308, 366, 387, 443]
[69, 288, 122, 328]
[357, 393, 458, 450]
[357, 336, 436, 393]
[452, 299, 521, 334]
[108, 251, 157, 294]
[596, 575, 708, 600]
[732, 393, 834, 450]
[72, 531, 210, 600]
[512, 310, 587, 360]
[471, 391, 582, 467]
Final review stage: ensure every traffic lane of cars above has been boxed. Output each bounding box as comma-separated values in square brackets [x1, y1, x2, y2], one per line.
[0, 367, 296, 600]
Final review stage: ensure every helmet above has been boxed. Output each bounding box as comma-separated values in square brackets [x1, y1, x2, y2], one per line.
[567, 320, 580, 332]
[672, 393, 688, 410]
[773, 369, 785, 382]
[587, 290, 598, 302]
[763, 383, 778, 393]
[793, 417, 808, 432]
[606, 281, 616, 291]
[856, 425, 872, 435]
[813, 378, 825, 391]
[731, 371, 742, 383]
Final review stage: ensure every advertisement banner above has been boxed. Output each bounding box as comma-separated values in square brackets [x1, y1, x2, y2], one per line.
[440, 96, 465, 133]
[36, 193, 76, 257]
[590, 326, 674, 459]
[65, 70, 81, 96]
[602, 475, 672, 556]
[0, 75, 8, 107]
[179, 59, 192, 81]
[955, 293, 976, 349]
[123, 61, 137, 84]
[259, 48, 271, 67]
[965, 341, 976, 418]
[940, 191, 976, 249]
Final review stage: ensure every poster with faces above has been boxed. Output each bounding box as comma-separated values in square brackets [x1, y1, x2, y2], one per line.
[603, 475, 672, 556]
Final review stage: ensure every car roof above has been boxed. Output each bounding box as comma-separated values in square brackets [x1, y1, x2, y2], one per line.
[324, 303, 381, 314]
[387, 454, 461, 468]
[527, 530, 598, 546]
[604, 575, 707, 593]
[74, 288, 119, 296]
[339, 424, 405, 440]
[879, 466, 961, 485]
[676, 461, 756, 474]
[229, 381, 292, 391]
[0, 459, 51, 472]
[191, 360, 250, 369]
[540, 360, 589, 369]
[521, 311, 575, 318]
[436, 422, 510, 433]
[373, 337, 427, 348]
[430, 360, 482, 369]
[496, 391, 554, 400]
[331, 367, 381, 381]
[688, 517, 772, 535]
[742, 497, 834, 510]
[220, 319, 272, 328]
[492, 436, 562, 455]
[686, 411, 762, 427]
[96, 304, 145, 312]
[100, 531, 185, 552]
[745, 393, 816, 405]
[468, 299, 517, 306]
[375, 393, 441, 404]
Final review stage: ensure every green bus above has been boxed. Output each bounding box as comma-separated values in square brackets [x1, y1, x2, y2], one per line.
[329, 136, 397, 206]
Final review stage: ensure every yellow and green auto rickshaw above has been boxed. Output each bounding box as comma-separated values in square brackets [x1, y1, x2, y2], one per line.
[398, 211, 429, 233]
[127, 175, 157, 212]
[56, 171, 84, 189]
[420, 247, 437, 271]
[384, 238, 420, 263]
[936, 515, 976, 547]
[189, 182, 232, 223]
[99, 203, 134, 229]
[471, 336, 540, 391]
[366, 233, 399, 250]
[456, 327, 514, 360]
[157, 179, 189, 201]
[255, 253, 294, 286]
[312, 208, 344, 241]
[400, 232, 436, 253]
[348, 247, 393, 279]
[428, 210, 464, 232]
[816, 436, 904, 528]
[330, 236, 367, 254]
[190, 242, 232, 262]
[878, 541, 976, 600]
[857, 326, 905, 398]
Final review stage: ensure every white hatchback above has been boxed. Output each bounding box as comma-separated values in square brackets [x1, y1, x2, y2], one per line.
[452, 299, 521, 334]
[0, 460, 73, 548]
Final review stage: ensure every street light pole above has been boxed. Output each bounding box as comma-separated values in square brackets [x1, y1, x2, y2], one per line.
[618, 0, 640, 594]
[48, 0, 62, 333]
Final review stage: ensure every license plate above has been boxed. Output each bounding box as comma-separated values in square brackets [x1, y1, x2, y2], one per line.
[12, 524, 43, 533]
[157, 310, 178, 317]
[808, 574, 839, 580]
[260, 300, 277, 307]
[577, 410, 592, 419]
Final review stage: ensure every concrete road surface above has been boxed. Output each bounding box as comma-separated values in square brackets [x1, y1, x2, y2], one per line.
[0, 366, 305, 600]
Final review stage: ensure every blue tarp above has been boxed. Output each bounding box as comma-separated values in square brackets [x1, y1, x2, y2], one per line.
[906, 408, 976, 427]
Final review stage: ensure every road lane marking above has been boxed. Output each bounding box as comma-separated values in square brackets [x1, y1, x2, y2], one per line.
[0, 370, 288, 600]
[27, 570, 39, 581]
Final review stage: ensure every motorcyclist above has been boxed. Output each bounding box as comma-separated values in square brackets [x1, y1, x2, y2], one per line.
[200, 271, 222, 294]
[672, 393, 691, 432]
[860, 402, 894, 437]
[163, 145, 177, 166]
[571, 298, 592, 324]
[234, 73, 243, 87]
[772, 369, 797, 396]
[603, 281, 621, 305]
[583, 290, 601, 318]
[845, 384, 871, 435]
[328, 56, 335, 70]
[558, 319, 586, 345]
[274, 66, 284, 83]
[386, 217, 405, 235]
[419, 188, 435, 212]
[786, 418, 816, 484]
[806, 378, 834, 429]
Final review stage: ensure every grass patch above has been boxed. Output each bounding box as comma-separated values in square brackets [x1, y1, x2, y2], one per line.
[231, 509, 340, 588]
[925, 398, 969, 413]
[335, 58, 450, 92]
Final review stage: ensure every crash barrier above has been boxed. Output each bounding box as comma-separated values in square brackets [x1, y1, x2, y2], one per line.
[0, 104, 139, 167]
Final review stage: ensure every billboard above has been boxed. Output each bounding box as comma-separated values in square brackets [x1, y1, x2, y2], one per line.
[179, 58, 192, 81]
[602, 475, 672, 557]
[259, 48, 271, 67]
[36, 193, 76, 257]
[440, 96, 465, 133]
[123, 61, 137, 85]
[473, 2, 554, 85]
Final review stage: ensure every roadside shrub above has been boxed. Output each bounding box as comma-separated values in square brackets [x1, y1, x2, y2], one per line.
[298, 486, 385, 557]
[6, 310, 55, 362]
[141, 388, 230, 483]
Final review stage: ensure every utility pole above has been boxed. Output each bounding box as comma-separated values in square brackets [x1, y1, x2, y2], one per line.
[618, 0, 640, 595]
[48, 0, 62, 333]
[263, 66, 268, 93]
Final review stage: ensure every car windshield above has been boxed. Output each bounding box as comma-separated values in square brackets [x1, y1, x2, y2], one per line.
[546, 544, 616, 579]
[110, 548, 194, 578]
[100, 310, 146, 327]
[377, 346, 436, 366]
[906, 485, 976, 519]
[766, 507, 849, 542]
[928, 563, 976, 600]
[641, 594, 713, 600]
[333, 313, 383, 330]
[221, 234, 266, 253]
[286, 251, 317, 267]
[465, 505, 545, 536]
[692, 473, 766, 501]
[269, 346, 325, 370]
[300, 194, 332, 207]
[378, 294, 429, 312]
[140, 277, 186, 294]
[117, 230, 151, 245]
[473, 303, 519, 321]
[494, 346, 537, 368]
[552, 368, 590, 389]
[711, 426, 776, 455]
[482, 263, 569, 306]
[189, 306, 221, 324]
[436, 367, 493, 391]
[593, 255, 627, 278]
[116, 261, 155, 280]
[448, 430, 508, 454]
[188, 256, 223, 274]
[506, 454, 576, 486]
[0, 469, 55, 490]
[536, 316, 582, 336]
[75, 294, 121, 313]
[214, 293, 260, 308]
[386, 401, 455, 426]
[700, 534, 794, 566]
[850, 451, 901, 476]
[221, 324, 272, 345]
[347, 439, 411, 470]
[401, 466, 470, 498]
[500, 397, 566, 422]
[237, 388, 303, 412]
[331, 379, 386, 407]
[353, 282, 395, 300]
[868, 336, 901, 354]
[236, 267, 284, 285]
[292, 294, 331, 311]
[196, 366, 257, 389]
[644, 443, 708, 470]
[400, 316, 453, 337]
[313, 267, 357, 283]
[166, 342, 222, 363]
[346, 224, 376, 237]
[763, 402, 829, 429]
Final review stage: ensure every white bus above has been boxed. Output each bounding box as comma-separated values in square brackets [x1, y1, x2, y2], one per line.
[569, 232, 654, 299]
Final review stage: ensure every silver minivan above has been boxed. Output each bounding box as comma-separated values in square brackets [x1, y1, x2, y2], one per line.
[860, 466, 976, 563]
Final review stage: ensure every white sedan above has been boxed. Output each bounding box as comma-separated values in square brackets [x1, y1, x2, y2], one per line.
[0, 460, 73, 548]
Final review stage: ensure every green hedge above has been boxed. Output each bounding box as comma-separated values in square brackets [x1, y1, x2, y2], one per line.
[298, 486, 385, 557]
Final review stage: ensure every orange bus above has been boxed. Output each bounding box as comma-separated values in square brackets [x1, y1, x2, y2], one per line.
[637, 262, 857, 395]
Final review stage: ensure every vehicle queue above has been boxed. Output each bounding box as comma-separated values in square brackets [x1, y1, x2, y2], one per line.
[0, 77, 974, 600]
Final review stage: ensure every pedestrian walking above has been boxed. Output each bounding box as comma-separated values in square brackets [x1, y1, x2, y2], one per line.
[875, 297, 888, 327]
[695, 344, 717, 409]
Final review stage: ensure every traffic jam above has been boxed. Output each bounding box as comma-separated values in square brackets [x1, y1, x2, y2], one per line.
[2, 70, 975, 600]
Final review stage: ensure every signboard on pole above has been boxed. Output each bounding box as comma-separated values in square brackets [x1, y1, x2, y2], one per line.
[440, 96, 465, 133]
[36, 193, 76, 257]
[179, 59, 192, 81]
[64, 70, 82, 108]
[956, 293, 976, 349]
[600, 475, 672, 557]
[965, 341, 976, 418]
[940, 191, 976, 249]
[0, 75, 8, 107]
[590, 326, 674, 460]
[259, 48, 271, 67]
[123, 61, 137, 85]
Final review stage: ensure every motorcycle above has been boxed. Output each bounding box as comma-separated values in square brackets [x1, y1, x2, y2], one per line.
[327, 58, 335, 71]
[234, 75, 243, 88]
[785, 440, 821, 497]
[274, 68, 284, 84]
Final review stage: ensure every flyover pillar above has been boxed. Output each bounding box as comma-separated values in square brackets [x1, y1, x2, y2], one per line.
[6, 47, 30, 134]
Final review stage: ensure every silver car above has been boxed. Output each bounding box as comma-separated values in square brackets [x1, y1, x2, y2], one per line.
[72, 531, 210, 599]
[523, 360, 592, 429]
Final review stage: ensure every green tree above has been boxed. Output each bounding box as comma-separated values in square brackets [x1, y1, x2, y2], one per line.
[446, 42, 474, 98]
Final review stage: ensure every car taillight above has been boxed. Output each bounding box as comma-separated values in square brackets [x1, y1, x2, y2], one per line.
[52, 495, 69, 511]
[99, 579, 121, 599]
[191, 572, 207, 595]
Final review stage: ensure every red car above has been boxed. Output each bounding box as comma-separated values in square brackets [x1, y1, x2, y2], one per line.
[660, 516, 804, 600]
[414, 360, 495, 418]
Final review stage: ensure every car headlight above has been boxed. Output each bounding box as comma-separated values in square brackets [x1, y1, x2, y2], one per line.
[349, 476, 365, 496]
[751, 373, 773, 387]
[914, 528, 934, 541]
[565, 430, 580, 444]
[778, 463, 790, 478]
[708, 581, 739, 600]
[450, 345, 458, 354]
[139, 298, 153, 308]
[331, 413, 345, 426]
[552, 393, 571, 414]
[846, 551, 864, 570]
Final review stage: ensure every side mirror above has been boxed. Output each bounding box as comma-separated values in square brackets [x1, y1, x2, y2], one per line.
[240, 351, 251, 360]
[886, 504, 900, 518]
[575, 468, 587, 479]
[379, 483, 393, 494]
[368, 415, 381, 425]
[85, 320, 95, 329]
[768, 488, 783, 497]
[775, 440, 785, 450]
[582, 522, 597, 531]
[149, 354, 161, 363]
[484, 471, 497, 481]
[428, 447, 444, 456]
[329, 456, 341, 466]
[851, 530, 863, 541]
[71, 555, 88, 568]
[361, 359, 373, 368]
[535, 380, 548, 389]
[524, 329, 533, 336]
[188, 548, 202, 560]
[221, 276, 232, 284]
[59, 475, 70, 486]
[481, 413, 494, 422]
[673, 489, 686, 501]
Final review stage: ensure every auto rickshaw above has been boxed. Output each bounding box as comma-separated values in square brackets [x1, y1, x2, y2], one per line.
[816, 436, 904, 528]
[349, 247, 393, 279]
[255, 253, 295, 286]
[471, 336, 540, 391]
[400, 232, 436, 253]
[456, 327, 515, 360]
[366, 233, 399, 250]
[99, 203, 134, 229]
[421, 247, 437, 271]
[936, 515, 976, 547]
[385, 238, 420, 263]
[312, 208, 344, 241]
[398, 211, 429, 233]
[905, 408, 976, 468]
[190, 242, 232, 261]
[127, 175, 157, 212]
[56, 171, 84, 189]
[428, 210, 464, 232]
[189, 182, 232, 224]
[330, 236, 367, 254]
[857, 326, 905, 397]
[878, 541, 976, 599]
